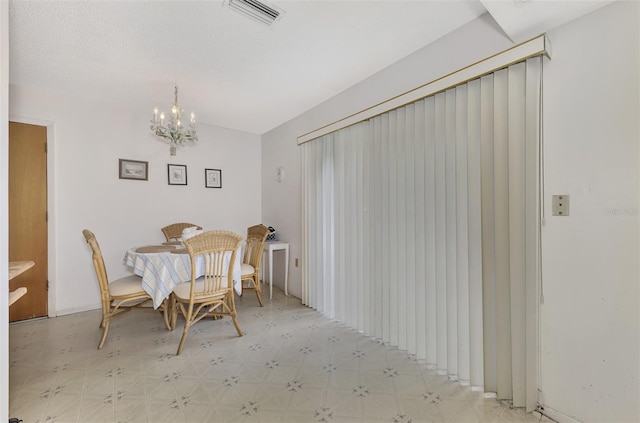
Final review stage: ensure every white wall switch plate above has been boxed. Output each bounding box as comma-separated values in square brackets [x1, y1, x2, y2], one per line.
[552, 195, 570, 216]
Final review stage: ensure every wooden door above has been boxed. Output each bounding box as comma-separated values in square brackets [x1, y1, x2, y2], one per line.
[9, 122, 48, 321]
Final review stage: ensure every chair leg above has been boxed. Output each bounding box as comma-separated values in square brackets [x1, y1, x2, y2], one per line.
[100, 309, 108, 328]
[176, 320, 191, 356]
[161, 298, 171, 331]
[230, 312, 243, 336]
[176, 303, 194, 355]
[254, 274, 263, 307]
[98, 320, 110, 349]
[170, 295, 178, 331]
[227, 295, 243, 336]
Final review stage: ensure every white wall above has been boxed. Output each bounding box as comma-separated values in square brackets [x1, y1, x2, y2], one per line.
[261, 2, 639, 422]
[540, 2, 639, 422]
[1, 1, 10, 420]
[9, 84, 262, 315]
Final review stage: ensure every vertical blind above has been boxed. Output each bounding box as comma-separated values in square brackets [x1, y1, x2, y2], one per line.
[302, 56, 541, 409]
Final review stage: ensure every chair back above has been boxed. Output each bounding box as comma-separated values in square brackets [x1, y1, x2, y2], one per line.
[243, 224, 269, 269]
[162, 222, 202, 241]
[183, 231, 243, 297]
[82, 229, 111, 312]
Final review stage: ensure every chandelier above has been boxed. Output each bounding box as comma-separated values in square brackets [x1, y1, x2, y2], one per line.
[150, 86, 198, 156]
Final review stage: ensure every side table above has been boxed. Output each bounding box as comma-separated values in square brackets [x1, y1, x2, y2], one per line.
[262, 241, 289, 299]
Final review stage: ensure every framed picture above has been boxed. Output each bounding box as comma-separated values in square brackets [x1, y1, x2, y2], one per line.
[119, 159, 148, 181]
[205, 168, 222, 188]
[168, 164, 187, 185]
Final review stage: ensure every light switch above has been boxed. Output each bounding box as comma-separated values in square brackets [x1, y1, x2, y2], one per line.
[552, 195, 569, 216]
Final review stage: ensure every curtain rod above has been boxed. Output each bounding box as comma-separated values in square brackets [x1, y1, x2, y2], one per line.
[297, 34, 551, 145]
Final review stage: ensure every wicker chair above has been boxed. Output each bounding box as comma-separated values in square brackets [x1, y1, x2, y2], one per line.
[240, 224, 270, 307]
[170, 230, 244, 355]
[83, 229, 168, 349]
[161, 223, 202, 242]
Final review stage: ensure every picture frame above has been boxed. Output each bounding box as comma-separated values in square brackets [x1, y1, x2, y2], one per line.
[119, 159, 148, 181]
[205, 168, 222, 188]
[168, 164, 187, 185]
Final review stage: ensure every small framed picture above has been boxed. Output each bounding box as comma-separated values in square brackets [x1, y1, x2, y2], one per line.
[119, 159, 148, 181]
[168, 164, 187, 185]
[205, 169, 222, 188]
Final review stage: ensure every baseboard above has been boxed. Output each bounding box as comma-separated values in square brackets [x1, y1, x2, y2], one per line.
[55, 303, 101, 317]
[537, 404, 582, 423]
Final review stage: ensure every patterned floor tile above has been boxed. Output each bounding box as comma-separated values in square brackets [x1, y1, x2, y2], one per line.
[77, 394, 117, 423]
[115, 397, 151, 423]
[9, 288, 545, 423]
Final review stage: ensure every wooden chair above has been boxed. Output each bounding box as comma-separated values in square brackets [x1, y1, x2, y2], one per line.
[161, 223, 202, 242]
[171, 230, 244, 355]
[83, 229, 168, 349]
[240, 224, 270, 307]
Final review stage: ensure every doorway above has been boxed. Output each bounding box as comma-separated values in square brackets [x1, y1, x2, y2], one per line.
[9, 121, 48, 322]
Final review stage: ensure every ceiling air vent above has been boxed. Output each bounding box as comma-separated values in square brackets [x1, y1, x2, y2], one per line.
[227, 0, 284, 26]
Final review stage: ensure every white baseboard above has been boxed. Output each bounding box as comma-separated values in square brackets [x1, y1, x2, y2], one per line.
[55, 303, 101, 317]
[537, 404, 582, 423]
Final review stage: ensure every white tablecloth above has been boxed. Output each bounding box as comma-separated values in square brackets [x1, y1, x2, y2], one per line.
[123, 247, 242, 309]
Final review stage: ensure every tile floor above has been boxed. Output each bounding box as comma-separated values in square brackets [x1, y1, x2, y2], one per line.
[9, 288, 556, 423]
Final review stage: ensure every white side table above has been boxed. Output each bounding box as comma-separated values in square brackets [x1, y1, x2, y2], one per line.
[262, 241, 289, 299]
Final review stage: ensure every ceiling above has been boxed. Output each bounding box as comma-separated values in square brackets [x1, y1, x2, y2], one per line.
[8, 0, 613, 135]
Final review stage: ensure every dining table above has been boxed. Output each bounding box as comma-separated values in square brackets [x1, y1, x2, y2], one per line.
[123, 243, 242, 309]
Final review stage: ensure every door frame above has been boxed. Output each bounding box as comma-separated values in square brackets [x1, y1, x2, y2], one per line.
[9, 115, 56, 318]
